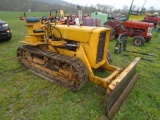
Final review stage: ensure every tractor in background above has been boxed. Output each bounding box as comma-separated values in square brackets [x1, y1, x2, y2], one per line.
[143, 13, 160, 29]
[20, 12, 26, 20]
[104, 20, 154, 46]
[103, 0, 154, 46]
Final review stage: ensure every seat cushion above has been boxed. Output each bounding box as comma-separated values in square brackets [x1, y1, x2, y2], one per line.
[26, 17, 40, 22]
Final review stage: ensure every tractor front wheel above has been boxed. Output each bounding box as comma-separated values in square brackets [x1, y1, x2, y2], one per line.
[132, 36, 145, 46]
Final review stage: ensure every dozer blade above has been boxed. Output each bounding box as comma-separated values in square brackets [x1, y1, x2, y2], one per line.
[105, 57, 141, 119]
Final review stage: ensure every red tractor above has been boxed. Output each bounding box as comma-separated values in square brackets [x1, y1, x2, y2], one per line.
[143, 15, 159, 29]
[104, 20, 154, 46]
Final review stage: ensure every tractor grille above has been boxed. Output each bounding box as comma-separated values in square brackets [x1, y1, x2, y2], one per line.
[147, 27, 153, 36]
[96, 32, 106, 63]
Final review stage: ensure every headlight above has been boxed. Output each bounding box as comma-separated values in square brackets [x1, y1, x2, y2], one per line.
[2, 23, 9, 29]
[2, 23, 8, 27]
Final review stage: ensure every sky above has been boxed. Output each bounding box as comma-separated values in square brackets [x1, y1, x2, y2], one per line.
[63, 0, 160, 10]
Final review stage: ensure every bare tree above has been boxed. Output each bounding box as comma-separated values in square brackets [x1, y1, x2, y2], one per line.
[0, 0, 159, 15]
[122, 5, 129, 14]
[147, 6, 156, 13]
[132, 5, 137, 11]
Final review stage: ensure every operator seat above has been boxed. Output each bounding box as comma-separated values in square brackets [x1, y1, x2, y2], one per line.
[26, 17, 45, 36]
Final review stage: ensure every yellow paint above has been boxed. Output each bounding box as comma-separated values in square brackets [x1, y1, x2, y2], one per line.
[21, 17, 140, 90]
[51, 25, 98, 43]
[129, 14, 145, 21]
[49, 39, 66, 47]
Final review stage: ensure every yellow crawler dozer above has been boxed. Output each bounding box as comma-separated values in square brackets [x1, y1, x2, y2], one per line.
[17, 11, 140, 119]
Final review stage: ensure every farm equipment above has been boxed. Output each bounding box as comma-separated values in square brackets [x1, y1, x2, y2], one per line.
[20, 12, 26, 20]
[55, 9, 78, 25]
[143, 14, 159, 29]
[104, 0, 154, 46]
[104, 20, 154, 46]
[17, 9, 141, 119]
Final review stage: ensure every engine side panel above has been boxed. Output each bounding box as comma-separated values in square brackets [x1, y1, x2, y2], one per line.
[52, 25, 108, 43]
[124, 20, 154, 29]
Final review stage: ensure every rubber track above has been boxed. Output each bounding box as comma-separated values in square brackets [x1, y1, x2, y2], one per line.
[17, 45, 88, 91]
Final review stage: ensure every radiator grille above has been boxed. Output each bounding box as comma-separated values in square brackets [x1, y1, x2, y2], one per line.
[96, 32, 106, 63]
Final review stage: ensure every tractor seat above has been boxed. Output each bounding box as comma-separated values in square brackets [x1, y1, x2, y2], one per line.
[26, 17, 40, 22]
[25, 17, 45, 35]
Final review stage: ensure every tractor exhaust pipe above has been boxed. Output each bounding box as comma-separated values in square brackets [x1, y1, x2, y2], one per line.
[67, 16, 70, 26]
[77, 6, 83, 26]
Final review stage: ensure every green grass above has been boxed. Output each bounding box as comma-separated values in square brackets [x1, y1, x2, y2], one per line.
[0, 11, 160, 120]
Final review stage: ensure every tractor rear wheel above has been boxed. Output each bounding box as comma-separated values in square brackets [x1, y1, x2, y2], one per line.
[132, 36, 145, 46]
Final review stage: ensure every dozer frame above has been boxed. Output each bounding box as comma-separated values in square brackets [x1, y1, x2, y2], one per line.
[17, 10, 140, 119]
